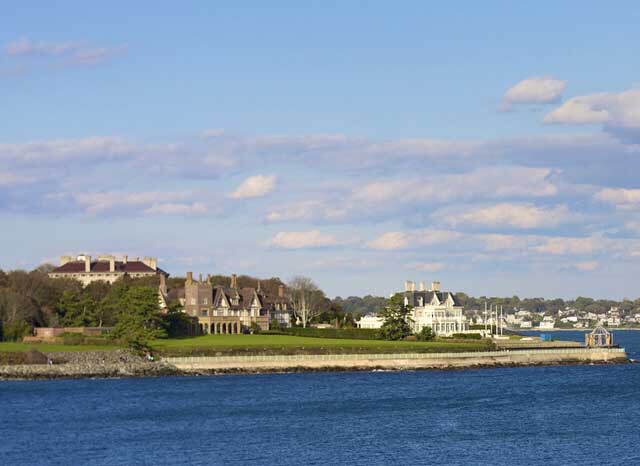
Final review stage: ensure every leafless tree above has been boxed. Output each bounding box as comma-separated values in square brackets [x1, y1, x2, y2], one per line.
[288, 276, 324, 328]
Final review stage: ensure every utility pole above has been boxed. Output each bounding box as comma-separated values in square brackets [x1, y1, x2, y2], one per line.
[484, 302, 488, 336]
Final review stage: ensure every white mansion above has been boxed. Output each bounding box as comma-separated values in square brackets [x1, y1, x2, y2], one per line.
[357, 281, 469, 336]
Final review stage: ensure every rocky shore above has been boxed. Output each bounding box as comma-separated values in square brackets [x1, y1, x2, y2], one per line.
[0, 350, 181, 380]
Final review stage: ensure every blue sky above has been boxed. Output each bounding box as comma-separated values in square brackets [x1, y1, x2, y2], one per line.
[2, 1, 640, 299]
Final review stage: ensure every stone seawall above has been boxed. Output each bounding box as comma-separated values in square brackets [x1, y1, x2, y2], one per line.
[0, 348, 629, 380]
[165, 348, 630, 374]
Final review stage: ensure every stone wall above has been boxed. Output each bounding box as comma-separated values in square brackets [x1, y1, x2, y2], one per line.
[165, 348, 629, 373]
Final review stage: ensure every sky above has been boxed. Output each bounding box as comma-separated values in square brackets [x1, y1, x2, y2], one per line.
[2, 1, 640, 300]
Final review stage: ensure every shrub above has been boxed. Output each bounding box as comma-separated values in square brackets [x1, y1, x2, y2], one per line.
[416, 326, 435, 341]
[281, 327, 381, 340]
[452, 333, 482, 340]
[3, 320, 32, 342]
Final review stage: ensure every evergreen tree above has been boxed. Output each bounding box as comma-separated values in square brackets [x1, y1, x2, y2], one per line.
[379, 294, 414, 340]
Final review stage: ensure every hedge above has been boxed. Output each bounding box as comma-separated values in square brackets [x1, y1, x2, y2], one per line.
[280, 327, 382, 340]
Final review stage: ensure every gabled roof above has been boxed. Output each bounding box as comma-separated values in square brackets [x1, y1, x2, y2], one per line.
[401, 290, 461, 307]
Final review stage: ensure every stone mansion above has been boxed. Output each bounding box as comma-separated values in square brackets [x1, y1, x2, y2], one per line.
[180, 272, 293, 335]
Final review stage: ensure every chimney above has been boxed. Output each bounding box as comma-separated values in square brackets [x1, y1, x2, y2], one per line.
[257, 280, 262, 292]
[404, 281, 415, 292]
[186, 272, 193, 285]
[60, 256, 72, 266]
[231, 274, 238, 289]
[419, 281, 426, 291]
[84, 255, 91, 273]
[199, 273, 203, 283]
[122, 255, 128, 265]
[207, 274, 211, 284]
[278, 285, 285, 298]
[109, 256, 115, 272]
[430, 281, 441, 292]
[143, 257, 157, 271]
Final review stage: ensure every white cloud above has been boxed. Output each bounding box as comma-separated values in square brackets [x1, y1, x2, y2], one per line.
[573, 261, 599, 271]
[367, 229, 461, 251]
[74, 191, 192, 214]
[544, 88, 640, 130]
[405, 262, 445, 272]
[269, 230, 340, 249]
[352, 167, 557, 204]
[229, 175, 276, 199]
[144, 202, 207, 215]
[439, 203, 572, 229]
[4, 37, 82, 56]
[201, 128, 226, 139]
[533, 235, 604, 255]
[0, 171, 35, 186]
[266, 200, 347, 222]
[594, 188, 640, 210]
[0, 137, 132, 163]
[3, 36, 126, 66]
[502, 76, 567, 110]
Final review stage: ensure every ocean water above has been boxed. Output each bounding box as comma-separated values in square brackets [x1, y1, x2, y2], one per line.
[1, 331, 639, 466]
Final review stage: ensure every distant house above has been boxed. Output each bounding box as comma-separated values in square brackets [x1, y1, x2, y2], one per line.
[49, 254, 167, 286]
[356, 314, 384, 329]
[519, 320, 532, 329]
[539, 316, 555, 330]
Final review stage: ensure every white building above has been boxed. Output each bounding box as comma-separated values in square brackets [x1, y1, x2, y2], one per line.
[539, 316, 555, 329]
[356, 314, 384, 329]
[356, 281, 468, 336]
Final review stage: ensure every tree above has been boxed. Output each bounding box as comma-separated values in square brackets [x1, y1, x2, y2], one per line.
[288, 276, 324, 328]
[111, 286, 167, 351]
[379, 294, 414, 340]
[416, 326, 435, 341]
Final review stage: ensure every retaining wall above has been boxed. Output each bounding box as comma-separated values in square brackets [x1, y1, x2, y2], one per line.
[165, 347, 629, 372]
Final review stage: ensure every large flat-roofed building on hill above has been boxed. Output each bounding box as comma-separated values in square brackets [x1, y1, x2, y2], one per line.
[182, 272, 293, 334]
[49, 254, 168, 286]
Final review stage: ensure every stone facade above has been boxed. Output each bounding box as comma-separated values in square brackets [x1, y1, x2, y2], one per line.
[49, 254, 168, 286]
[182, 273, 293, 334]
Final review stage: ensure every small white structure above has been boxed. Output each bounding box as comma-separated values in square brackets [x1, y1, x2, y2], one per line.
[539, 316, 555, 330]
[356, 314, 384, 329]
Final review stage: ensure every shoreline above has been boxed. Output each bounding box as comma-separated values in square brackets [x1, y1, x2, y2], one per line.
[0, 347, 630, 381]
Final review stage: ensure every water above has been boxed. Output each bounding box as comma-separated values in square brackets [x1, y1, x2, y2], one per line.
[1, 331, 640, 466]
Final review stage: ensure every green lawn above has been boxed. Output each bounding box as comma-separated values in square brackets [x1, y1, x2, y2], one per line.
[151, 334, 493, 356]
[0, 334, 493, 355]
[0, 342, 119, 352]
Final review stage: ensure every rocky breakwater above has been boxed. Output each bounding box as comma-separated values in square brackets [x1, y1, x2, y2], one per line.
[0, 350, 181, 380]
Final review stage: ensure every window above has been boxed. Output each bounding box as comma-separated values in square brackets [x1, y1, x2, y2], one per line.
[201, 310, 208, 317]
[203, 298, 208, 305]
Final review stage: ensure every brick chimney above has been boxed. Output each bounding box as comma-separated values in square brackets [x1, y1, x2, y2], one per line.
[430, 281, 441, 292]
[404, 281, 415, 292]
[60, 256, 72, 266]
[109, 256, 115, 272]
[84, 255, 91, 273]
[278, 285, 285, 298]
[186, 272, 193, 285]
[419, 281, 426, 291]
[231, 274, 238, 289]
[122, 255, 128, 265]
